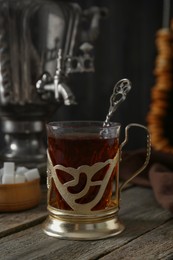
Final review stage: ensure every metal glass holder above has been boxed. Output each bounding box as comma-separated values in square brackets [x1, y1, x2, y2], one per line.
[43, 123, 151, 240]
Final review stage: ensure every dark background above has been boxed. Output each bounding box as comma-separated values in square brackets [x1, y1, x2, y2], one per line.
[52, 0, 172, 150]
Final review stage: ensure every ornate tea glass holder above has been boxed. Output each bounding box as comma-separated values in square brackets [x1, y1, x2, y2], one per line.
[43, 121, 151, 240]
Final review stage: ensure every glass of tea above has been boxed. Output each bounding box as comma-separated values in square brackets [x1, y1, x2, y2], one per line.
[43, 121, 150, 240]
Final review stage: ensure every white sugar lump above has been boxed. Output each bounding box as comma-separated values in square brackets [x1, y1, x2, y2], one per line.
[24, 168, 40, 182]
[2, 162, 15, 184]
[15, 166, 28, 176]
[2, 174, 15, 184]
[15, 174, 26, 183]
[3, 162, 15, 176]
[0, 168, 3, 184]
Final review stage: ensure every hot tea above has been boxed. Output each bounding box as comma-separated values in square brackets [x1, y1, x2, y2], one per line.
[48, 132, 119, 211]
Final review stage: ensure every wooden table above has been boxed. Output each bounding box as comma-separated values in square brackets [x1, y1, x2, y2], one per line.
[0, 185, 173, 260]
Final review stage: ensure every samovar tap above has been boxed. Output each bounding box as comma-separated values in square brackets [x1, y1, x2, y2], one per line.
[36, 49, 76, 105]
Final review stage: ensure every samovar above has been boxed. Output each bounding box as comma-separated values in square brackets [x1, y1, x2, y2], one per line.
[0, 0, 106, 167]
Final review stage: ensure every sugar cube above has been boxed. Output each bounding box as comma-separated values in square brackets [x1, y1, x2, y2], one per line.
[24, 168, 40, 182]
[15, 174, 26, 183]
[3, 162, 15, 176]
[0, 168, 3, 184]
[2, 174, 15, 184]
[15, 166, 28, 176]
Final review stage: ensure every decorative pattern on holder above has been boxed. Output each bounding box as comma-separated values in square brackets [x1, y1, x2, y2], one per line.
[47, 151, 119, 214]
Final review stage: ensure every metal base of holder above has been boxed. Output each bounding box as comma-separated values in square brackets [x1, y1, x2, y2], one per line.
[42, 213, 125, 240]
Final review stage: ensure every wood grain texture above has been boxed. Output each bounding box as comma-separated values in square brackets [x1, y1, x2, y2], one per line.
[100, 218, 173, 260]
[0, 187, 172, 260]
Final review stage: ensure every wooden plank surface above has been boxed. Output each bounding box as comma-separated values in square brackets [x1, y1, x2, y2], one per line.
[100, 218, 173, 260]
[0, 186, 172, 260]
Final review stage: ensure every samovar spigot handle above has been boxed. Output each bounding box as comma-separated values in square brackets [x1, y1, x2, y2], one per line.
[36, 49, 76, 105]
[54, 49, 63, 100]
[54, 49, 77, 105]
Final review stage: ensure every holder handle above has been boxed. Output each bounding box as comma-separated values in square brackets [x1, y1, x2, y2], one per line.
[119, 123, 151, 192]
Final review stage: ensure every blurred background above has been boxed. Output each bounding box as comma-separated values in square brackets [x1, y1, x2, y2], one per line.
[51, 0, 168, 149]
[0, 0, 173, 167]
